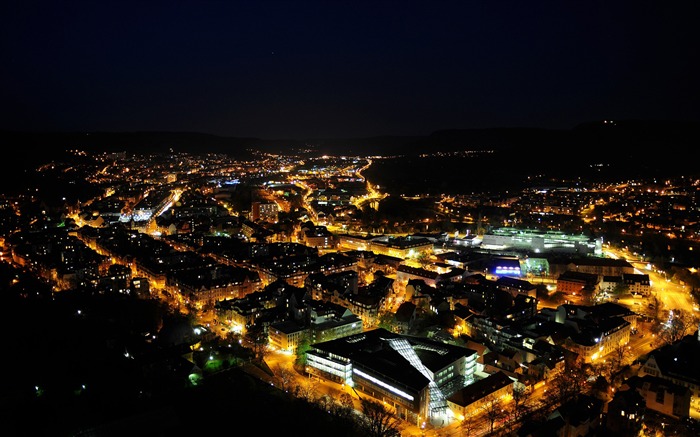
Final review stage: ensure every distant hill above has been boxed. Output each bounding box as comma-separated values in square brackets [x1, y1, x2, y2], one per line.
[3, 130, 260, 160]
[4, 119, 699, 152]
[4, 118, 699, 177]
[359, 120, 700, 195]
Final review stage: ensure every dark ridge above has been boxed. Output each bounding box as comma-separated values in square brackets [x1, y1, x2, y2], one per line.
[2, 130, 261, 158]
[3, 118, 699, 177]
[299, 135, 426, 156]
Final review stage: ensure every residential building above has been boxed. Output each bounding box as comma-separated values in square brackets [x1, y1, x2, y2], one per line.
[446, 371, 514, 420]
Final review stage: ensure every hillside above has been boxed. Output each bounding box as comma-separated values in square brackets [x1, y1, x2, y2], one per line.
[4, 119, 699, 186]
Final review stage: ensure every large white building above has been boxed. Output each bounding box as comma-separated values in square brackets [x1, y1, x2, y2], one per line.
[305, 328, 478, 427]
[480, 227, 603, 255]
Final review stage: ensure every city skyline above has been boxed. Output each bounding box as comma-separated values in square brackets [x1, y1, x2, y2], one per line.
[1, 143, 699, 436]
[3, 2, 700, 435]
[3, 1, 700, 140]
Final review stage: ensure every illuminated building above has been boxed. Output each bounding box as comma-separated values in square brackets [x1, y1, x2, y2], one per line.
[369, 235, 433, 259]
[250, 201, 278, 223]
[306, 328, 477, 426]
[337, 235, 433, 259]
[480, 227, 603, 255]
[446, 371, 513, 419]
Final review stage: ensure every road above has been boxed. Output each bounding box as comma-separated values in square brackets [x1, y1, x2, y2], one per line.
[352, 158, 388, 211]
[628, 321, 660, 358]
[605, 246, 697, 316]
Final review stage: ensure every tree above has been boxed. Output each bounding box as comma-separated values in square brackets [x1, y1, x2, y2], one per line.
[580, 290, 596, 305]
[511, 384, 532, 423]
[671, 267, 700, 290]
[247, 326, 268, 361]
[535, 284, 549, 300]
[272, 363, 295, 392]
[658, 308, 698, 344]
[591, 375, 610, 400]
[611, 342, 631, 372]
[611, 282, 629, 297]
[358, 398, 401, 437]
[480, 394, 505, 435]
[201, 299, 216, 315]
[295, 334, 312, 368]
[377, 312, 397, 332]
[318, 393, 334, 412]
[590, 358, 612, 381]
[297, 376, 319, 403]
[416, 251, 432, 269]
[339, 392, 355, 410]
[552, 358, 589, 405]
[549, 291, 567, 305]
[459, 413, 483, 437]
[327, 392, 357, 421]
[649, 293, 663, 321]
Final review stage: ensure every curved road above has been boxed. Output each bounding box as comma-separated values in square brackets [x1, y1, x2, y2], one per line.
[606, 246, 697, 315]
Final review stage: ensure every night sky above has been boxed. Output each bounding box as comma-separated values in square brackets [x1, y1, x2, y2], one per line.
[2, 0, 699, 140]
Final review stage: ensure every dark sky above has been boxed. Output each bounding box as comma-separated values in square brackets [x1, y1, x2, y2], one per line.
[2, 0, 699, 140]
